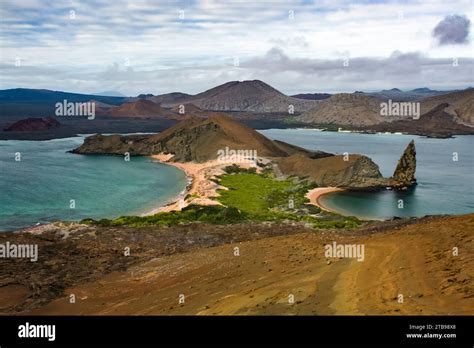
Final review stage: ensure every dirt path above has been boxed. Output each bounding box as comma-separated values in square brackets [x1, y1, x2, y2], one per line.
[25, 214, 473, 315]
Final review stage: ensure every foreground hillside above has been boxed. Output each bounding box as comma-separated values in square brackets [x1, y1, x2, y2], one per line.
[1, 214, 472, 315]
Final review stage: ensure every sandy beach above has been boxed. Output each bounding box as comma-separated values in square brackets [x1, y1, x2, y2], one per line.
[306, 187, 345, 213]
[144, 153, 261, 214]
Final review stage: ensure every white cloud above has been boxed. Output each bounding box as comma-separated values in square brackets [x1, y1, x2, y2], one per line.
[0, 0, 472, 95]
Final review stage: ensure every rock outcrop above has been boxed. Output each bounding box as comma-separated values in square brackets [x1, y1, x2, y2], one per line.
[4, 117, 61, 132]
[277, 154, 388, 189]
[390, 140, 417, 190]
[72, 113, 326, 162]
[277, 140, 418, 190]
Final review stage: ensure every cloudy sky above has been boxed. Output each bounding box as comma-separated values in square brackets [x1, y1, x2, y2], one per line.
[0, 0, 472, 96]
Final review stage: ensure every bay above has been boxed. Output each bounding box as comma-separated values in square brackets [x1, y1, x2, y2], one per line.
[0, 136, 187, 231]
[260, 130, 474, 220]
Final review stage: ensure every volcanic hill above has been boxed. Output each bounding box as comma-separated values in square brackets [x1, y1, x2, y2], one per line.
[170, 103, 203, 116]
[420, 88, 474, 126]
[173, 80, 317, 113]
[146, 92, 191, 106]
[105, 99, 179, 119]
[297, 93, 389, 126]
[72, 113, 316, 161]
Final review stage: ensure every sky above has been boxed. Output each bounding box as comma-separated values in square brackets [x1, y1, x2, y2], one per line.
[0, 0, 473, 96]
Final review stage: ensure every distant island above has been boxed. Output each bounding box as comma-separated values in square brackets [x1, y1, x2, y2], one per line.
[1, 80, 472, 140]
[3, 117, 60, 132]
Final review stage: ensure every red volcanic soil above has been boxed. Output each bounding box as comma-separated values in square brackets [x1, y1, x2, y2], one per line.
[106, 99, 179, 119]
[1, 214, 472, 315]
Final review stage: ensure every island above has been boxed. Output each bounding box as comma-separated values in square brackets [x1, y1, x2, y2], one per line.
[1, 114, 472, 316]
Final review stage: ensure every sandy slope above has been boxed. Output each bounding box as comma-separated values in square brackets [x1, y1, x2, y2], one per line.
[26, 214, 473, 315]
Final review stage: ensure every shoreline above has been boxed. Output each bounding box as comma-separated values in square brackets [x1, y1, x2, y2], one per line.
[141, 156, 196, 215]
[141, 154, 194, 215]
[306, 187, 345, 214]
[143, 154, 267, 215]
[306, 187, 387, 221]
[143, 154, 260, 214]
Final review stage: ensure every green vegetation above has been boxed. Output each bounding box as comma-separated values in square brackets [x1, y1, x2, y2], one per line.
[281, 118, 343, 132]
[223, 164, 257, 175]
[82, 169, 361, 229]
[282, 116, 306, 125]
[216, 172, 310, 215]
[311, 215, 361, 229]
[82, 205, 246, 227]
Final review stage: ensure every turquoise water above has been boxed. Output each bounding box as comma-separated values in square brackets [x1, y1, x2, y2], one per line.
[1, 131, 473, 229]
[0, 137, 187, 231]
[260, 130, 474, 220]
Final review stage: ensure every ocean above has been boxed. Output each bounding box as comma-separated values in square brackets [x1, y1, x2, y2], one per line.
[1, 131, 472, 230]
[260, 130, 474, 220]
[0, 136, 187, 231]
